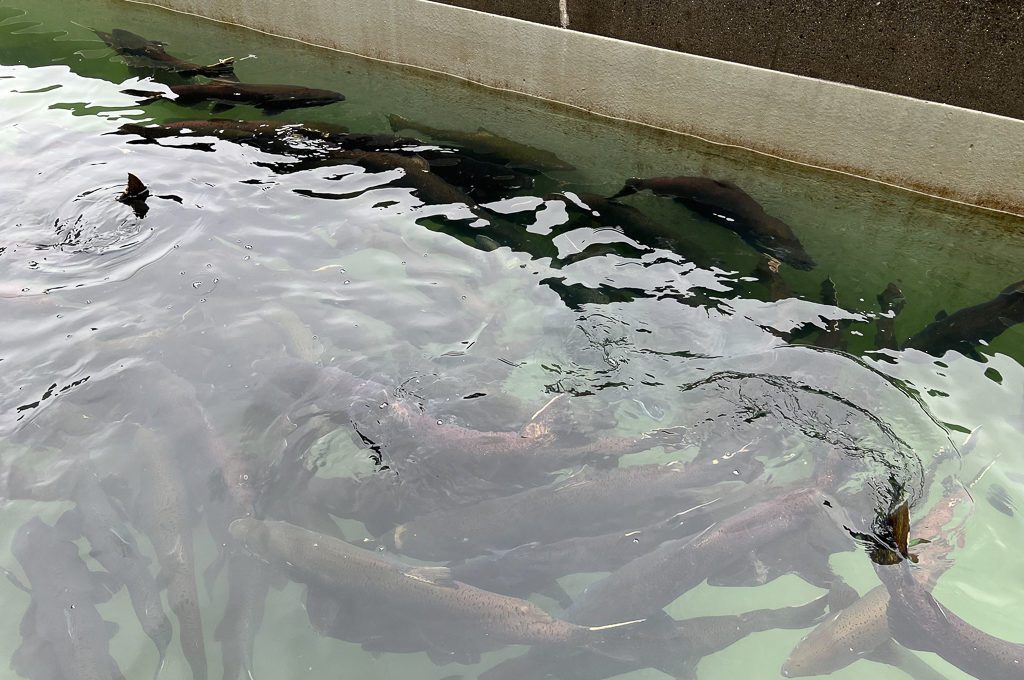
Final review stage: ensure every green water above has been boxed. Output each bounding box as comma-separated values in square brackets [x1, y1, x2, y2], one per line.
[0, 1, 1022, 679]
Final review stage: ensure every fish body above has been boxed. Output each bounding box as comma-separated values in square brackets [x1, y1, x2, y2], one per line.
[566, 484, 828, 625]
[215, 553, 270, 680]
[229, 519, 589, 647]
[134, 427, 207, 680]
[12, 517, 125, 680]
[484, 596, 829, 680]
[782, 585, 891, 676]
[614, 176, 816, 270]
[387, 114, 575, 170]
[386, 458, 763, 561]
[70, 470, 172, 671]
[448, 496, 740, 601]
[904, 279, 1024, 356]
[555, 191, 709, 265]
[95, 28, 235, 78]
[878, 562, 1024, 679]
[128, 82, 344, 113]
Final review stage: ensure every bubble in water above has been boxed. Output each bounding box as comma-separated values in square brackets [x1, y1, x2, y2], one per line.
[344, 280, 350, 285]
[192, 282, 202, 289]
[244, 244, 253, 250]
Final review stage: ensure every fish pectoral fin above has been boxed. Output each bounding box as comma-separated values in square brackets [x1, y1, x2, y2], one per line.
[211, 102, 235, 114]
[406, 566, 456, 587]
[90, 570, 122, 603]
[538, 582, 573, 608]
[2, 566, 30, 594]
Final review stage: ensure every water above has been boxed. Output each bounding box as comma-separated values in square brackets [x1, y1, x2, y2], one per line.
[1, 2, 1023, 679]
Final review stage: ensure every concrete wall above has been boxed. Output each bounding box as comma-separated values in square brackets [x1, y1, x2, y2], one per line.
[434, 0, 1024, 121]
[127, 0, 1024, 215]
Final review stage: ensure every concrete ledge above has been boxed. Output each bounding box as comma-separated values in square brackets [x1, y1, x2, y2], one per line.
[127, 0, 1024, 214]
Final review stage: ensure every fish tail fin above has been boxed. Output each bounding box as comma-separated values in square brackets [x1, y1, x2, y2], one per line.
[199, 57, 236, 79]
[121, 88, 164, 104]
[386, 114, 412, 132]
[609, 177, 642, 200]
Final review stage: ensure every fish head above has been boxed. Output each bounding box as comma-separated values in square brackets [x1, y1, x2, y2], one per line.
[228, 518, 271, 555]
[751, 221, 816, 271]
[780, 622, 849, 677]
[11, 517, 51, 563]
[609, 177, 647, 200]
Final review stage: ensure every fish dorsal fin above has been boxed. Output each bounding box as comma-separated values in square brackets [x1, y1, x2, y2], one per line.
[406, 566, 456, 587]
[892, 500, 911, 558]
[124, 173, 148, 198]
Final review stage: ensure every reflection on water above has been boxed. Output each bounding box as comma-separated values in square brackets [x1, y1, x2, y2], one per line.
[1, 2, 1023, 680]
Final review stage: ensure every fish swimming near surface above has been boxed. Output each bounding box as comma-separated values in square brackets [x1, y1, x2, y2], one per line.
[385, 457, 764, 561]
[612, 176, 817, 270]
[115, 120, 412, 159]
[387, 114, 575, 170]
[447, 495, 744, 605]
[869, 457, 1024, 680]
[123, 82, 345, 114]
[117, 173, 150, 218]
[94, 28, 236, 78]
[881, 565, 1024, 680]
[786, 452, 995, 678]
[903, 279, 1024, 357]
[564, 482, 835, 626]
[10, 516, 125, 680]
[228, 518, 637, 655]
[549, 191, 710, 266]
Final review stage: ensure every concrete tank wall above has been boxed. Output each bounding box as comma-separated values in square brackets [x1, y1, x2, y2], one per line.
[434, 0, 1024, 122]
[126, 0, 1024, 215]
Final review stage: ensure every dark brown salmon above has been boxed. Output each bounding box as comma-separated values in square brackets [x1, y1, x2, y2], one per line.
[904, 279, 1024, 357]
[125, 82, 345, 113]
[387, 114, 575, 170]
[95, 28, 235, 78]
[613, 176, 816, 270]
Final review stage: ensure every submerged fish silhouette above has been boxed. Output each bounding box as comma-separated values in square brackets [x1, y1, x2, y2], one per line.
[124, 81, 345, 114]
[612, 176, 816, 270]
[94, 27, 236, 78]
[11, 517, 126, 680]
[904, 279, 1024, 357]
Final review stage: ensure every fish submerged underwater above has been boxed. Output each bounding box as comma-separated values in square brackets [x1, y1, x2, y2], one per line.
[1, 8, 1023, 680]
